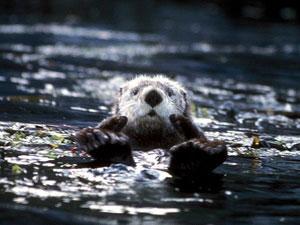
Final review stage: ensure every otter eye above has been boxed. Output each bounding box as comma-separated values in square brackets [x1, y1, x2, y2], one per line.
[132, 88, 139, 96]
[167, 88, 174, 97]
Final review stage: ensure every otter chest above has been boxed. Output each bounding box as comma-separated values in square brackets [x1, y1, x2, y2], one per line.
[123, 125, 184, 151]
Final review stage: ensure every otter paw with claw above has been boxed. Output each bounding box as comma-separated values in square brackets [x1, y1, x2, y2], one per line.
[75, 128, 135, 166]
[168, 139, 227, 178]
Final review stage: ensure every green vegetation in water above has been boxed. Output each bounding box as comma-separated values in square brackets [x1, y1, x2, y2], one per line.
[11, 164, 23, 175]
[200, 107, 210, 118]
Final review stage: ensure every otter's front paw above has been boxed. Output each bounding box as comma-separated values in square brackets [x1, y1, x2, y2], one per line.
[169, 114, 207, 141]
[168, 139, 227, 178]
[97, 115, 128, 132]
[76, 128, 135, 166]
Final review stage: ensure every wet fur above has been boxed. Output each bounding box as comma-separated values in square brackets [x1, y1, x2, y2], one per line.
[114, 75, 190, 150]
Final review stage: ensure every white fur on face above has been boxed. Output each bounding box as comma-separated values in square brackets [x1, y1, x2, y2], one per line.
[117, 75, 188, 126]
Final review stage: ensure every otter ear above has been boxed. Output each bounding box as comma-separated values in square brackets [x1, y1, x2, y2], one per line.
[181, 90, 191, 116]
[181, 90, 187, 100]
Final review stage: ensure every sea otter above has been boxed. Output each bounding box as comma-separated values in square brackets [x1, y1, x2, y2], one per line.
[76, 75, 227, 178]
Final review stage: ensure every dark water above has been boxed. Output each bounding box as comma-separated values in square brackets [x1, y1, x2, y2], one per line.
[0, 3, 300, 225]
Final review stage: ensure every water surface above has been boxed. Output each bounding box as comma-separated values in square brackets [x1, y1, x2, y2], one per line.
[0, 4, 300, 225]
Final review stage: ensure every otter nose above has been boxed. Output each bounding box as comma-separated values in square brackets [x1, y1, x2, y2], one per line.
[145, 89, 162, 107]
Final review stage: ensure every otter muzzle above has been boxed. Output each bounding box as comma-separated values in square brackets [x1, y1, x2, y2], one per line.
[144, 89, 162, 107]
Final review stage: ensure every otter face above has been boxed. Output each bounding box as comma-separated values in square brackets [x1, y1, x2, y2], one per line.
[115, 75, 189, 128]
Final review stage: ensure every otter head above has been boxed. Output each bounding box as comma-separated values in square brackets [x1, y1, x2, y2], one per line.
[114, 75, 190, 133]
